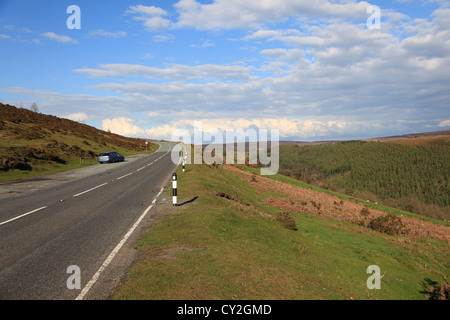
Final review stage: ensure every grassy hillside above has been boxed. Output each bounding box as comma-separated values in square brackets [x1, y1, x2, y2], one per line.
[112, 162, 449, 300]
[0, 103, 158, 182]
[279, 141, 450, 220]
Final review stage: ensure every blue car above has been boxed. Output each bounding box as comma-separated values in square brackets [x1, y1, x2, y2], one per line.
[97, 151, 125, 164]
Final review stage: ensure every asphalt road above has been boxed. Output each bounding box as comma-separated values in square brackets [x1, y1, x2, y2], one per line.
[0, 141, 180, 299]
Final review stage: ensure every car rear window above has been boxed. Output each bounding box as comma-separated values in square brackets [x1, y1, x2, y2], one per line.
[99, 152, 109, 156]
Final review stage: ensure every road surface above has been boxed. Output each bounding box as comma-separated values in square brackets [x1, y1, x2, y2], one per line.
[0, 141, 180, 299]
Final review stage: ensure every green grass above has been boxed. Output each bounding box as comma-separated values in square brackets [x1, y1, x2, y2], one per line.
[112, 163, 449, 300]
[0, 129, 159, 183]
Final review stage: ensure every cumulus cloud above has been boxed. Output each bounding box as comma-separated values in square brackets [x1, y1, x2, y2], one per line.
[102, 117, 146, 136]
[126, 5, 172, 31]
[3, 2, 450, 141]
[100, 116, 392, 141]
[126, 0, 375, 32]
[173, 0, 371, 30]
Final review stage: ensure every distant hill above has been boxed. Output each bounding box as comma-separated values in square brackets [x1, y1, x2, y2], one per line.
[364, 129, 450, 146]
[367, 129, 450, 140]
[0, 103, 156, 179]
[278, 130, 450, 146]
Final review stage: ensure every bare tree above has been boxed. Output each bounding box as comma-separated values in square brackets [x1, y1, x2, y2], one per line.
[30, 102, 39, 113]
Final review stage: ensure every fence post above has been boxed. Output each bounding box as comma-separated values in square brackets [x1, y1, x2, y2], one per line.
[172, 173, 177, 206]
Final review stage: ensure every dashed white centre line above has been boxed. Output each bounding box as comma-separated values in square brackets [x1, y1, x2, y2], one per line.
[0, 206, 47, 226]
[71, 152, 169, 198]
[73, 182, 108, 198]
[116, 172, 133, 180]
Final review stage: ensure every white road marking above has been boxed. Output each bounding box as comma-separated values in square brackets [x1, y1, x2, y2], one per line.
[72, 152, 169, 198]
[73, 183, 108, 198]
[75, 187, 164, 300]
[116, 173, 133, 180]
[0, 206, 47, 226]
[136, 166, 146, 172]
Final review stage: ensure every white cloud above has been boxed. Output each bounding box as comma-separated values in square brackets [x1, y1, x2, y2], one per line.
[102, 117, 146, 136]
[191, 39, 215, 48]
[62, 112, 91, 122]
[3, 81, 443, 140]
[3, 2, 450, 141]
[1, 87, 129, 120]
[41, 32, 78, 44]
[125, 0, 375, 32]
[126, 5, 172, 31]
[87, 29, 127, 38]
[438, 120, 450, 127]
[75, 63, 255, 82]
[100, 116, 389, 141]
[153, 34, 174, 42]
[173, 0, 372, 30]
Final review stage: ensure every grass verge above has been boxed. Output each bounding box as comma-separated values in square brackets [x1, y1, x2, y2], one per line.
[112, 163, 449, 300]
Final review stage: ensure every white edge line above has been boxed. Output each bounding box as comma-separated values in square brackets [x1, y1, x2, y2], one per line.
[75, 187, 164, 300]
[0, 206, 47, 227]
[73, 182, 108, 198]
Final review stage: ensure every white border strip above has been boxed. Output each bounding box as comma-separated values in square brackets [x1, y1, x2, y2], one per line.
[0, 206, 48, 227]
[75, 187, 164, 300]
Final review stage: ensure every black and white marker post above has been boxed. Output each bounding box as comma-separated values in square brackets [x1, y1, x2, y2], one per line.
[172, 173, 177, 206]
[182, 147, 187, 172]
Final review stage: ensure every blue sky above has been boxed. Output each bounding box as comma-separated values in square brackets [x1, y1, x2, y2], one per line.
[1, 0, 449, 141]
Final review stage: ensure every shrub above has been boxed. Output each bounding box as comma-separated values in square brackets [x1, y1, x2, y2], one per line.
[367, 214, 409, 236]
[276, 211, 297, 231]
[360, 206, 370, 217]
[421, 274, 450, 300]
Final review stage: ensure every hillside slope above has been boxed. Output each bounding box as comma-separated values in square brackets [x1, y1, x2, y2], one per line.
[279, 141, 450, 220]
[0, 103, 157, 181]
[112, 162, 449, 300]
